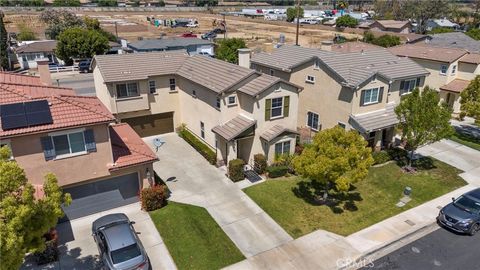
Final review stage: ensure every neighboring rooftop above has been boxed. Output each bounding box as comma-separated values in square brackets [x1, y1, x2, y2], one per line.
[459, 53, 480, 64]
[424, 32, 480, 53]
[15, 40, 57, 54]
[331, 41, 383, 53]
[388, 44, 468, 63]
[109, 123, 158, 170]
[373, 20, 411, 30]
[439, 79, 470, 93]
[0, 72, 43, 86]
[128, 37, 212, 51]
[429, 19, 458, 28]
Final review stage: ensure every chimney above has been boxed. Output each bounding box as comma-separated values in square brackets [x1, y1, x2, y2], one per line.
[36, 58, 52, 86]
[263, 42, 273, 53]
[321, 41, 333, 51]
[238, 48, 251, 69]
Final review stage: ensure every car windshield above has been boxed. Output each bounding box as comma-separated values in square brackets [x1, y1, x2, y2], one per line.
[454, 196, 480, 214]
[110, 244, 141, 264]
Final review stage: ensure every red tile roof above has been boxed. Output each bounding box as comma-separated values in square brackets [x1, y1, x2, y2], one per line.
[439, 79, 470, 93]
[1, 72, 115, 138]
[109, 123, 158, 170]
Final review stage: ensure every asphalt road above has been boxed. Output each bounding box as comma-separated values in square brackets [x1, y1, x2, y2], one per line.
[362, 227, 480, 270]
[53, 73, 96, 96]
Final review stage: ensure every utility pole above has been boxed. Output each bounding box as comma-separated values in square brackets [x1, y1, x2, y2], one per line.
[295, 0, 300, 46]
[115, 22, 119, 40]
[223, 12, 227, 39]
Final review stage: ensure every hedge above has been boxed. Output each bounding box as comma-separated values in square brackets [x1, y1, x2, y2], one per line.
[178, 127, 216, 165]
[140, 185, 167, 211]
[254, 154, 267, 174]
[266, 165, 288, 178]
[372, 150, 391, 165]
[229, 159, 245, 182]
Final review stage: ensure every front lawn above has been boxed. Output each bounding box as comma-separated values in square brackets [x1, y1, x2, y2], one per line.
[149, 202, 244, 270]
[450, 131, 480, 151]
[244, 159, 466, 238]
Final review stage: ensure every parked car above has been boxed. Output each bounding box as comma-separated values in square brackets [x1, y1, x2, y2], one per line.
[92, 214, 150, 270]
[198, 51, 214, 57]
[78, 59, 92, 73]
[180, 32, 197, 38]
[201, 31, 217, 40]
[437, 188, 480, 236]
[212, 28, 226, 34]
[186, 21, 198, 28]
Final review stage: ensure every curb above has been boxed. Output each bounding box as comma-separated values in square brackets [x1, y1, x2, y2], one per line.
[339, 221, 438, 270]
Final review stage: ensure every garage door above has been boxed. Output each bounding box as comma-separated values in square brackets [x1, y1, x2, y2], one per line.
[61, 173, 139, 221]
[123, 112, 174, 137]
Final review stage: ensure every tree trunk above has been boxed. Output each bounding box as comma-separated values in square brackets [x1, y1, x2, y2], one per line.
[409, 149, 415, 167]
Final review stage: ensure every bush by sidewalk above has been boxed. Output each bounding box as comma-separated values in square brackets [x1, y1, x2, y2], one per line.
[141, 185, 167, 211]
[178, 125, 216, 165]
[228, 159, 245, 182]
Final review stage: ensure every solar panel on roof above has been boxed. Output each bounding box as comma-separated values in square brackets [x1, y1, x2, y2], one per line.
[25, 100, 53, 127]
[0, 103, 28, 130]
[0, 100, 53, 131]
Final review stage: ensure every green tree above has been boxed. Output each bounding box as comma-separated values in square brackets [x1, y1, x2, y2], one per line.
[405, 0, 450, 34]
[0, 11, 8, 71]
[466, 28, 480, 40]
[52, 0, 80, 6]
[286, 6, 304, 22]
[335, 15, 358, 28]
[428, 27, 455, 34]
[95, 0, 118, 6]
[293, 127, 374, 200]
[460, 76, 480, 122]
[84, 16, 117, 41]
[0, 146, 71, 270]
[56, 28, 110, 62]
[215, 38, 246, 64]
[16, 23, 37, 41]
[195, 0, 217, 6]
[40, 9, 84, 39]
[395, 87, 453, 166]
[363, 31, 400, 48]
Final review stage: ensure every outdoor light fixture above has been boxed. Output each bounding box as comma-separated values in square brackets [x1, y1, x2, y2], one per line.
[146, 168, 153, 186]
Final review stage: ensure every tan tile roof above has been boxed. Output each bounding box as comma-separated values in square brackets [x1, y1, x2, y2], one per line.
[237, 74, 281, 96]
[212, 115, 256, 141]
[388, 44, 468, 63]
[459, 53, 480, 65]
[439, 79, 470, 93]
[349, 103, 398, 133]
[0, 73, 115, 138]
[331, 41, 383, 53]
[109, 123, 158, 170]
[374, 20, 411, 30]
[15, 40, 57, 54]
[260, 125, 298, 142]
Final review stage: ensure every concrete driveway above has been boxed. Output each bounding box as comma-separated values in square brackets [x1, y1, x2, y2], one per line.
[22, 203, 176, 270]
[147, 133, 293, 258]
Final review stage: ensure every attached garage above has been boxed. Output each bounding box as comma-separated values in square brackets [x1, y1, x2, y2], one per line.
[122, 112, 174, 137]
[61, 173, 140, 221]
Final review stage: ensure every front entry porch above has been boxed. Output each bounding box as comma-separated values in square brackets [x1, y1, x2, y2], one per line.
[439, 79, 470, 115]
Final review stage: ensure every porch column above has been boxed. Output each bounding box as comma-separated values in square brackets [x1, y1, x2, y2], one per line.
[374, 131, 382, 152]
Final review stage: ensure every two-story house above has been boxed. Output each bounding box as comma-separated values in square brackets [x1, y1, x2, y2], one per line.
[92, 51, 301, 166]
[389, 44, 480, 114]
[0, 72, 158, 220]
[251, 45, 429, 149]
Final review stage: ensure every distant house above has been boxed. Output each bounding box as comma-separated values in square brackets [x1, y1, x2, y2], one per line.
[411, 32, 480, 53]
[127, 38, 214, 56]
[368, 20, 412, 34]
[329, 41, 383, 53]
[427, 19, 459, 32]
[14, 40, 62, 69]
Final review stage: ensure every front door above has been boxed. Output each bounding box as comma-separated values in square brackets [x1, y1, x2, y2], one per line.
[446, 93, 455, 109]
[236, 137, 254, 164]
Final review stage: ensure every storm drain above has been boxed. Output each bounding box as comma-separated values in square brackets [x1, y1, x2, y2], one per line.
[405, 219, 416, 226]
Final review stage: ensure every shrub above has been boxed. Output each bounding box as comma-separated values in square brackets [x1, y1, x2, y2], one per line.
[254, 154, 267, 174]
[387, 147, 408, 161]
[372, 150, 391, 165]
[266, 165, 288, 178]
[335, 15, 358, 28]
[34, 229, 59, 265]
[229, 159, 245, 182]
[140, 185, 166, 211]
[178, 126, 216, 165]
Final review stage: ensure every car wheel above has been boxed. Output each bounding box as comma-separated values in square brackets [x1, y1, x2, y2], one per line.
[470, 223, 480, 236]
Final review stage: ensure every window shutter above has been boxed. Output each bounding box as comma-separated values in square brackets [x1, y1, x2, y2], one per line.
[416, 77, 421, 87]
[40, 136, 55, 160]
[378, 87, 384, 103]
[84, 129, 97, 152]
[360, 90, 366, 106]
[283, 96, 290, 117]
[265, 99, 271, 120]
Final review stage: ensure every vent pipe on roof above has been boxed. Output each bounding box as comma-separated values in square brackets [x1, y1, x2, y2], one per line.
[36, 58, 52, 86]
[238, 48, 251, 69]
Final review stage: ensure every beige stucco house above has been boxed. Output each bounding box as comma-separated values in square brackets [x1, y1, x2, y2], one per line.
[366, 20, 413, 34]
[0, 72, 158, 220]
[251, 45, 429, 150]
[389, 44, 480, 114]
[92, 51, 301, 166]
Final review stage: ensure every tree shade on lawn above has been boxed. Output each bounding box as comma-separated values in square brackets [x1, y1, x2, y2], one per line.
[149, 202, 244, 270]
[244, 159, 466, 238]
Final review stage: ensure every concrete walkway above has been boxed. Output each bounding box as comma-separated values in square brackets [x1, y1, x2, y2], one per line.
[146, 133, 293, 258]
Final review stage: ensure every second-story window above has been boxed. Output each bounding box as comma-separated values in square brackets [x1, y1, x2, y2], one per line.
[400, 79, 418, 95]
[269, 69, 275, 76]
[149, 80, 156, 94]
[228, 95, 236, 105]
[169, 78, 176, 91]
[306, 75, 315, 83]
[271, 97, 283, 118]
[216, 97, 221, 109]
[440, 64, 448, 75]
[116, 82, 138, 98]
[265, 96, 289, 120]
[307, 111, 319, 131]
[362, 88, 380, 105]
[451, 65, 457, 75]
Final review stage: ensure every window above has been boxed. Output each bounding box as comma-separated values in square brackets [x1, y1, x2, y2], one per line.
[451, 65, 457, 75]
[52, 131, 86, 157]
[228, 95, 236, 105]
[200, 122, 205, 139]
[116, 82, 138, 98]
[269, 69, 275, 76]
[363, 88, 380, 105]
[216, 97, 221, 109]
[314, 59, 320, 69]
[274, 141, 291, 156]
[306, 75, 315, 83]
[307, 111, 319, 130]
[440, 64, 448, 75]
[192, 90, 196, 97]
[400, 79, 417, 95]
[169, 78, 176, 91]
[271, 97, 283, 118]
[148, 80, 156, 94]
[338, 122, 346, 129]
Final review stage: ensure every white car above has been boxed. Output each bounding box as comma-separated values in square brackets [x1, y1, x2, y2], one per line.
[186, 22, 198, 28]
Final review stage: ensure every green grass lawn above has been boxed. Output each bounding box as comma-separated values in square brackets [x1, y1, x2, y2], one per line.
[244, 159, 466, 238]
[149, 202, 244, 270]
[450, 131, 480, 151]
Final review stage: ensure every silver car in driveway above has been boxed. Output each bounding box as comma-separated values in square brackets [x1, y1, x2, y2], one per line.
[92, 213, 150, 270]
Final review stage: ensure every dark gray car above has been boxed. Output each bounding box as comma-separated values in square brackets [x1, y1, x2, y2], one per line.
[437, 188, 480, 236]
[92, 214, 150, 270]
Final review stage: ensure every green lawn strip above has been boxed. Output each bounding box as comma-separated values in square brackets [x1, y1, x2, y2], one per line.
[149, 202, 245, 270]
[450, 132, 480, 151]
[244, 160, 466, 238]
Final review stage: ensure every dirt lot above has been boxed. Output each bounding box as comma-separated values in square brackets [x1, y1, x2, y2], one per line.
[5, 11, 361, 51]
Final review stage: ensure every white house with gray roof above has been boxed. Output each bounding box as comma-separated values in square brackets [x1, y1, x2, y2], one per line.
[92, 51, 301, 166]
[251, 45, 429, 149]
[127, 37, 214, 56]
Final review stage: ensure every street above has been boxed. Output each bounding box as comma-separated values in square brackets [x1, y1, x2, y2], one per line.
[51, 72, 96, 96]
[363, 226, 480, 270]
